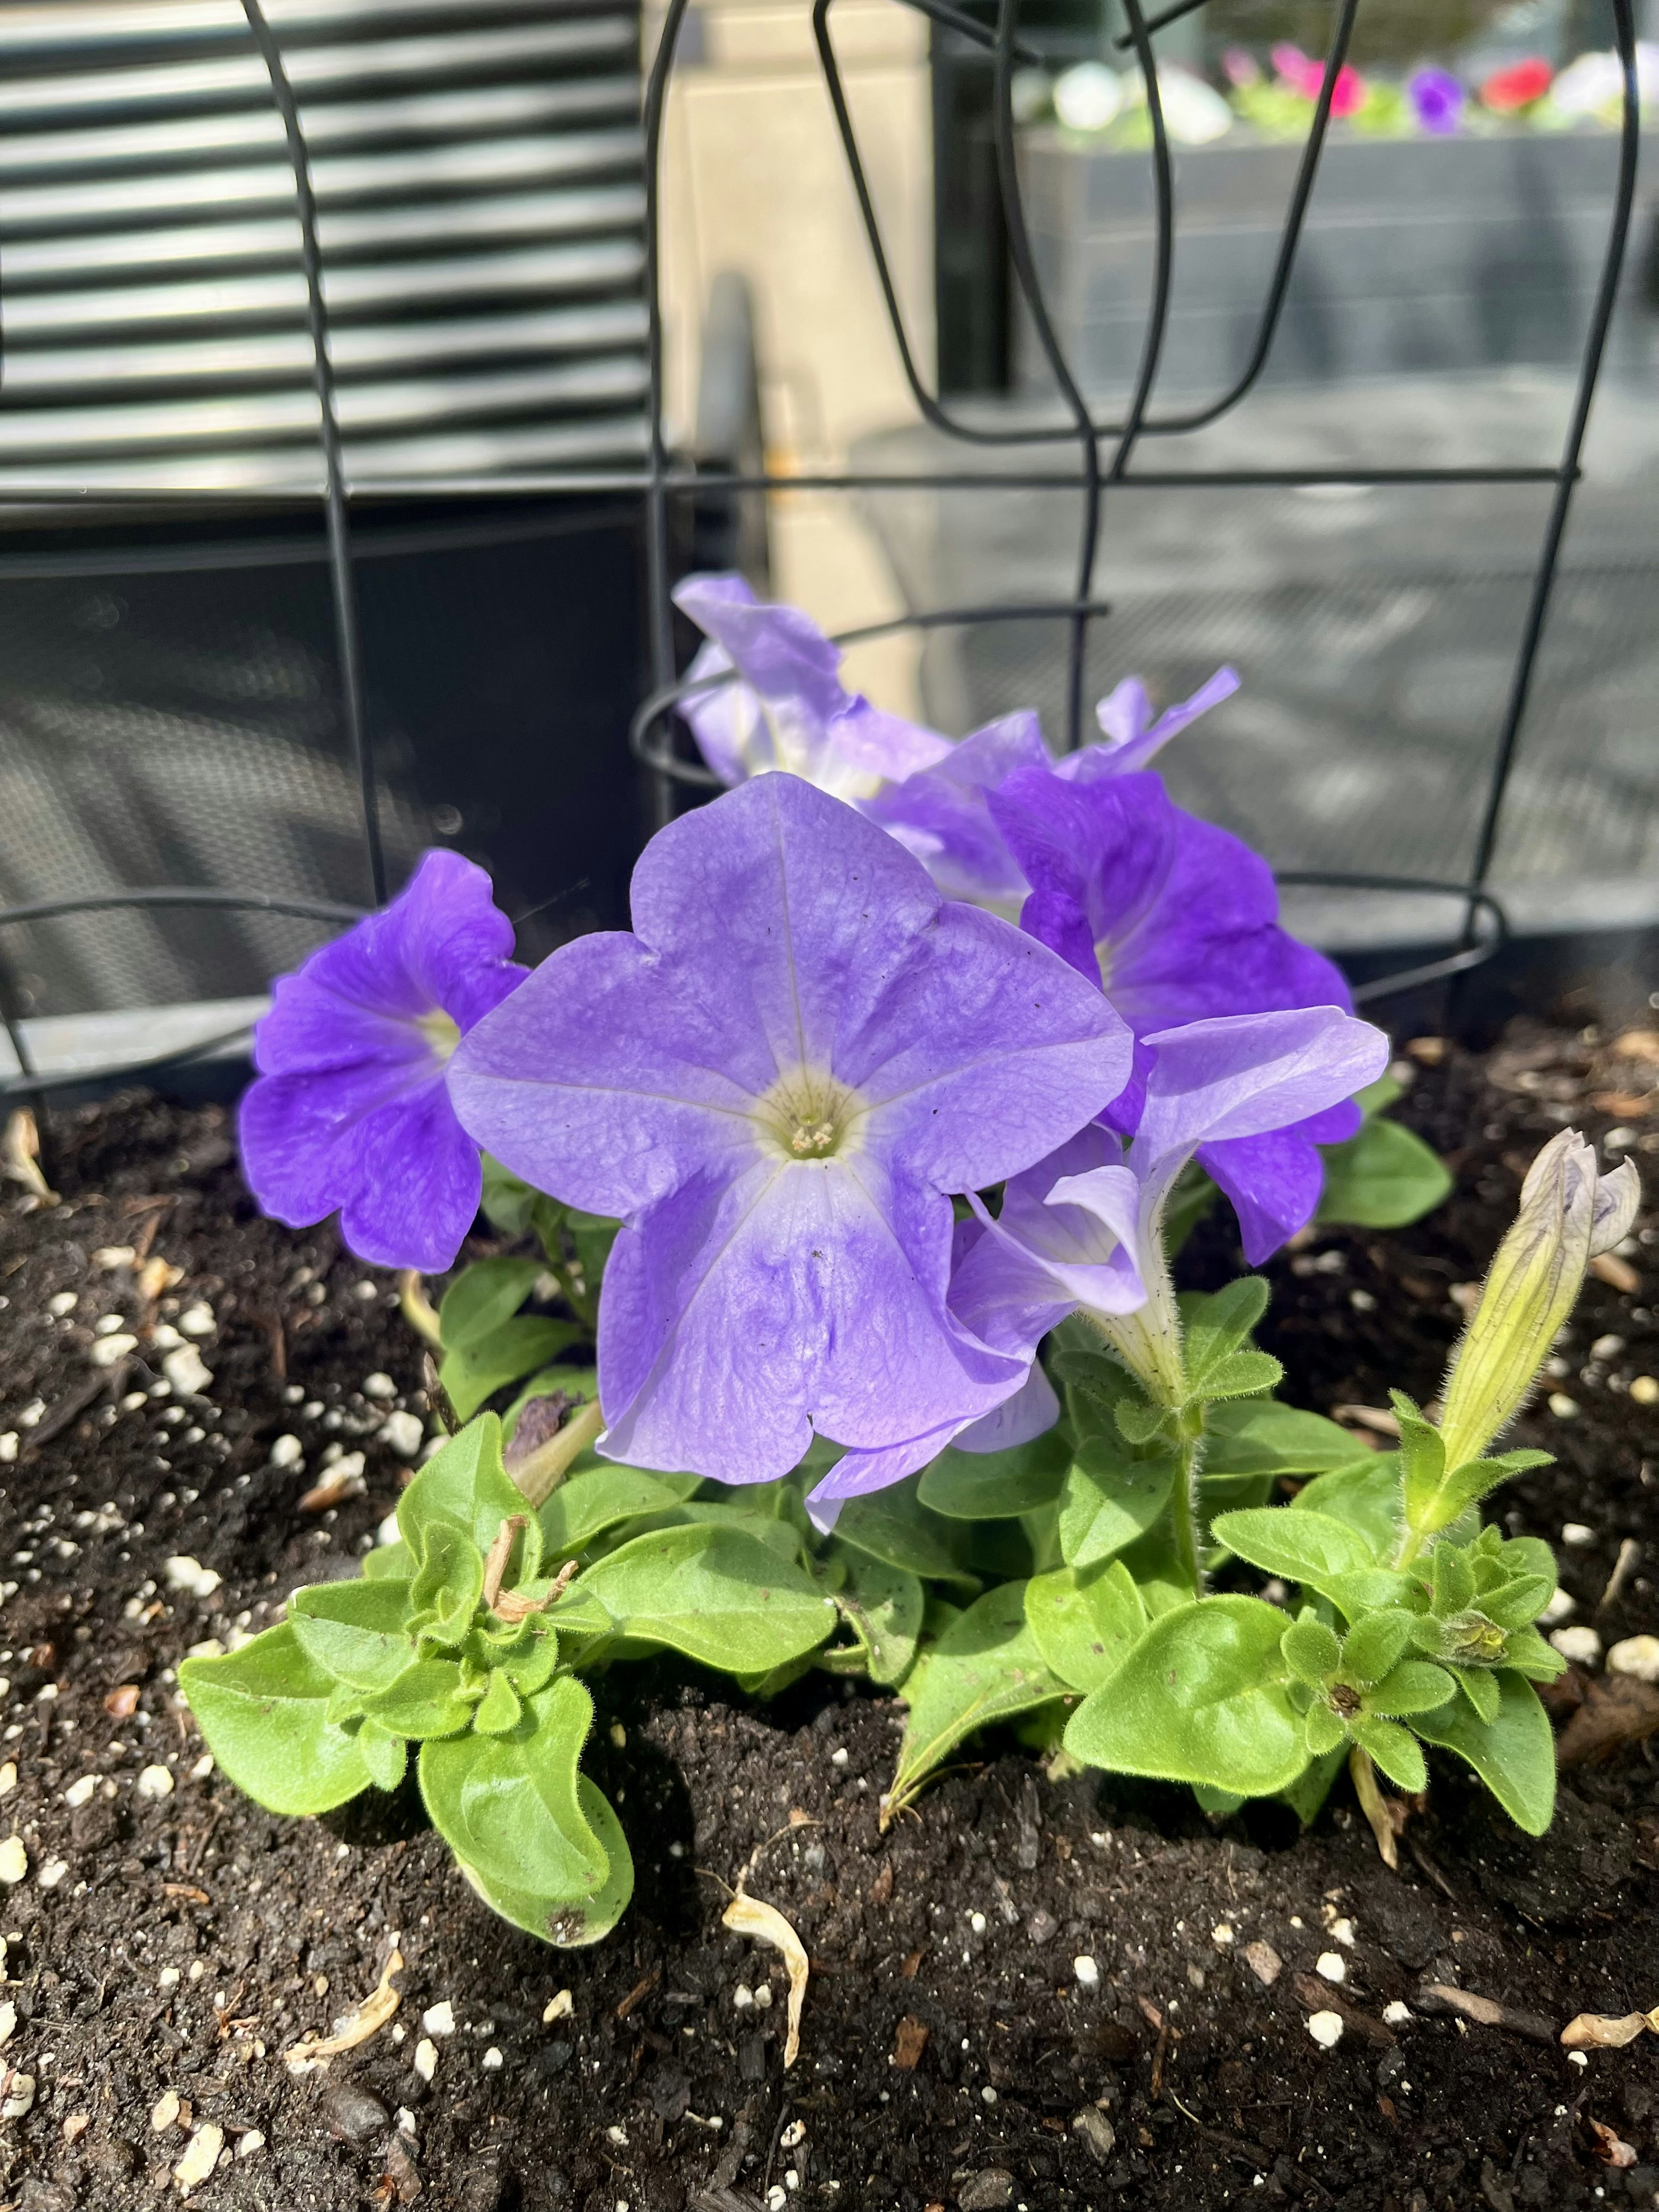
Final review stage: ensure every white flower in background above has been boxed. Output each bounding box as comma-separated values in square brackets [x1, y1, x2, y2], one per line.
[1053, 62, 1123, 133]
[1545, 44, 1658, 122]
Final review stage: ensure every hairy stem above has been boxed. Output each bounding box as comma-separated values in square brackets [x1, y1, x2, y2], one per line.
[514, 1396, 605, 1508]
[397, 1268, 443, 1348]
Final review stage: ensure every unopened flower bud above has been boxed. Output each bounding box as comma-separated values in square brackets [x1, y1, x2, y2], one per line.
[1438, 1130, 1639, 1471]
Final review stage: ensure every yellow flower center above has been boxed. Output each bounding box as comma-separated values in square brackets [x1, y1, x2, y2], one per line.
[418, 1010, 461, 1064]
[754, 1066, 864, 1163]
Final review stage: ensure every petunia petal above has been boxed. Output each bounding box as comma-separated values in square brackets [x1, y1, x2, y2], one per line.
[1076, 664, 1239, 777]
[1198, 1128, 1327, 1265]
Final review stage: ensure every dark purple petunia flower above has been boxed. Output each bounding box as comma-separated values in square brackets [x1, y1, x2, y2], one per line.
[984, 766, 1362, 1259]
[448, 773, 1132, 1498]
[239, 849, 526, 1273]
[1408, 65, 1464, 134]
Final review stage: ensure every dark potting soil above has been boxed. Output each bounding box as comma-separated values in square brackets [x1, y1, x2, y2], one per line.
[1, 1025, 1658, 2212]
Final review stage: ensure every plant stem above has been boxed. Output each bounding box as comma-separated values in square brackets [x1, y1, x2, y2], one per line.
[514, 1396, 605, 1508]
[1348, 1744, 1401, 1870]
[1169, 1419, 1204, 1596]
[398, 1268, 443, 1348]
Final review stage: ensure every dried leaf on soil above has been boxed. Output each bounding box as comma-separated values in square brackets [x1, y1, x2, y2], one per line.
[893, 2015, 929, 2070]
[722, 1892, 807, 2067]
[285, 1945, 404, 2074]
[1555, 1674, 1659, 1767]
[1560, 2009, 1659, 2049]
[1587, 2117, 1638, 2167]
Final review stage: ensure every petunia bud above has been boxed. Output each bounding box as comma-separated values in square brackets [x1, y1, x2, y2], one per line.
[1437, 1129, 1639, 1472]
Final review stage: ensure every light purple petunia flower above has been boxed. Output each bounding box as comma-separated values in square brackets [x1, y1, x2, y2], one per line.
[447, 773, 1133, 1499]
[1408, 65, 1465, 134]
[238, 849, 526, 1274]
[985, 764, 1363, 1255]
[950, 1004, 1389, 1413]
[861, 665, 1239, 913]
[674, 573, 952, 800]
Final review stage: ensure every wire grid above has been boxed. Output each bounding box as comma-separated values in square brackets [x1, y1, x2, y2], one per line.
[0, 0, 1644, 1119]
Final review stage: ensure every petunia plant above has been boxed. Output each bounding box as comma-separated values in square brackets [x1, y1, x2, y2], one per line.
[181, 594, 1613, 1954]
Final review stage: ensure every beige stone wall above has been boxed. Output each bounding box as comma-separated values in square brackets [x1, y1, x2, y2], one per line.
[652, 0, 932, 715]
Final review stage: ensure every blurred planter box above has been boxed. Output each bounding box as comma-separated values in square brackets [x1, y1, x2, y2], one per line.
[1014, 127, 1658, 395]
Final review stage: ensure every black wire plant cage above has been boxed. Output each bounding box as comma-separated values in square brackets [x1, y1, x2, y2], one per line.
[0, 0, 1644, 1138]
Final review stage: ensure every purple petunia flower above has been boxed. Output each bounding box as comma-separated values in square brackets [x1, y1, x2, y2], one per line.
[861, 665, 1240, 913]
[447, 773, 1133, 1499]
[239, 849, 526, 1273]
[674, 573, 953, 799]
[950, 1004, 1389, 1412]
[1408, 65, 1464, 134]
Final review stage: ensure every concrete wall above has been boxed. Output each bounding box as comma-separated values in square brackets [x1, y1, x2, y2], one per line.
[652, 0, 934, 713]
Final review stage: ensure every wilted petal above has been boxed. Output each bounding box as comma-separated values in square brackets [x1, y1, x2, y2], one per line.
[1591, 1158, 1642, 1256]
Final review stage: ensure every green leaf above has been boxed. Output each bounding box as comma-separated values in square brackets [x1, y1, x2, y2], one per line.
[1318, 1115, 1452, 1229]
[1202, 1400, 1370, 1480]
[1114, 1394, 1173, 1446]
[1350, 1715, 1428, 1793]
[1161, 1163, 1220, 1257]
[836, 1483, 978, 1591]
[1411, 1671, 1556, 1834]
[572, 1525, 836, 1673]
[666, 1503, 809, 1568]
[1280, 1615, 1341, 1685]
[1191, 1350, 1284, 1405]
[1280, 1742, 1347, 1827]
[409, 1522, 485, 1648]
[565, 1208, 620, 1295]
[1293, 1455, 1405, 1558]
[1192, 1783, 1246, 1819]
[537, 1466, 705, 1558]
[1338, 1610, 1414, 1686]
[1431, 1543, 1476, 1616]
[1494, 1625, 1567, 1681]
[363, 1658, 476, 1739]
[918, 1430, 1070, 1520]
[1024, 1560, 1147, 1693]
[1365, 1660, 1454, 1717]
[289, 1577, 416, 1694]
[1448, 1662, 1501, 1722]
[358, 1721, 408, 1793]
[440, 1319, 582, 1423]
[179, 1625, 371, 1817]
[439, 1256, 545, 1352]
[1303, 1702, 1347, 1757]
[420, 1674, 612, 1934]
[1058, 1444, 1178, 1568]
[398, 1417, 540, 1579]
[462, 1777, 635, 1948]
[1065, 1596, 1307, 1796]
[827, 1553, 924, 1687]
[1210, 1507, 1377, 1593]
[1323, 1568, 1421, 1619]
[1481, 1575, 1554, 1630]
[1180, 1279, 1271, 1393]
[473, 1671, 523, 1735]
[889, 1583, 1067, 1814]
[479, 1156, 553, 1240]
[362, 1541, 415, 1583]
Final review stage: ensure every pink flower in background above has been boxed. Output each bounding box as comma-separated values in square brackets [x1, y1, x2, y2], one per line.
[1221, 46, 1260, 89]
[1270, 41, 1367, 115]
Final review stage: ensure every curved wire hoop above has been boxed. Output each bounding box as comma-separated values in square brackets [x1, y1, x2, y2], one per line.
[0, 0, 1641, 1118]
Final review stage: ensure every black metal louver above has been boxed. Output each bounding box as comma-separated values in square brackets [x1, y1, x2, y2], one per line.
[0, 0, 649, 491]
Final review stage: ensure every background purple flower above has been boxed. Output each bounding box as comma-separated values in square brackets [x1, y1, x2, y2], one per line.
[239, 849, 525, 1273]
[1408, 65, 1465, 133]
[448, 773, 1132, 1497]
[674, 573, 951, 799]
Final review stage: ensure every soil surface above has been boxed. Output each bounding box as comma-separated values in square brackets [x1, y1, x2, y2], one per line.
[2, 1025, 1659, 2212]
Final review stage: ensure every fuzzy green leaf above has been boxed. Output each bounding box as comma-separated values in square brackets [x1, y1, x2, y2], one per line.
[473, 1671, 523, 1735]
[1448, 1663, 1501, 1722]
[1303, 1702, 1346, 1757]
[1350, 1715, 1428, 1793]
[1190, 1350, 1284, 1405]
[1023, 1560, 1148, 1694]
[362, 1658, 475, 1739]
[398, 1417, 539, 1580]
[1365, 1660, 1454, 1717]
[835, 1484, 977, 1591]
[408, 1522, 485, 1648]
[888, 1583, 1066, 1815]
[827, 1554, 925, 1687]
[1180, 1278, 1271, 1385]
[1065, 1596, 1306, 1797]
[1411, 1671, 1556, 1834]
[359, 1721, 408, 1793]
[1280, 1743, 1348, 1827]
[439, 1257, 546, 1353]
[362, 1541, 415, 1583]
[1058, 1443, 1178, 1568]
[537, 1466, 705, 1558]
[1280, 1615, 1341, 1685]
[440, 1319, 583, 1424]
[1338, 1610, 1414, 1686]
[420, 1674, 611, 1934]
[571, 1525, 836, 1673]
[1318, 1115, 1452, 1229]
[289, 1576, 415, 1695]
[179, 1624, 371, 1817]
[1202, 1400, 1370, 1480]
[918, 1429, 1070, 1520]
[1293, 1455, 1407, 1558]
[1210, 1507, 1378, 1594]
